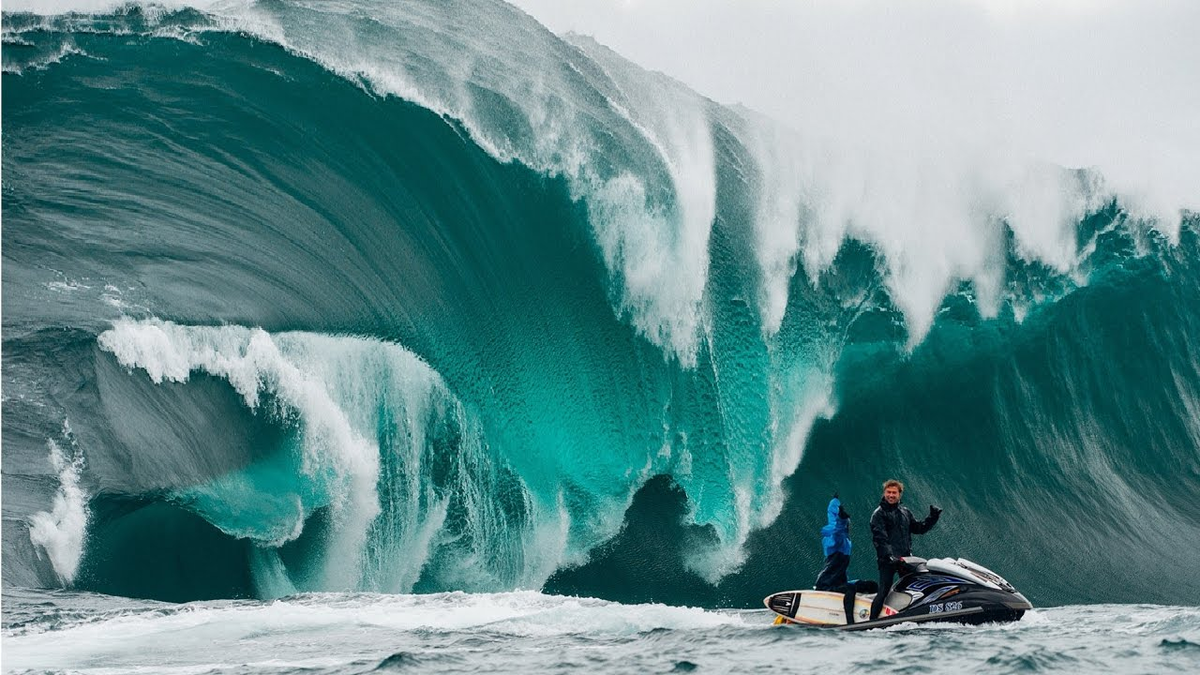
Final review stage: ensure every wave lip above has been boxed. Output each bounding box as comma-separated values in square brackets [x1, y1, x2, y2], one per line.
[188, 0, 1194, 356]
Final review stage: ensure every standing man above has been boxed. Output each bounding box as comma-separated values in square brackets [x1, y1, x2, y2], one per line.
[868, 479, 942, 621]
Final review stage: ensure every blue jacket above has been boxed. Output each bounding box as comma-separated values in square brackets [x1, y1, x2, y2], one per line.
[814, 497, 853, 590]
[821, 497, 851, 557]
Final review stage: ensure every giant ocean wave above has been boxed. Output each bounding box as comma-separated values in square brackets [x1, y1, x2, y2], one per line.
[3, 1, 1198, 607]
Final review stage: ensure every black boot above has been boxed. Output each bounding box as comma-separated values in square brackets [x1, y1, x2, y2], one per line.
[842, 590, 856, 625]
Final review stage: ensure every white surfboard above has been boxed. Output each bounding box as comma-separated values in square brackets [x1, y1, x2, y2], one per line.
[764, 590, 896, 626]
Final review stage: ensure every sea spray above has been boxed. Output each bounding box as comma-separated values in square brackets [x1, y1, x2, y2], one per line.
[96, 319, 549, 592]
[28, 422, 89, 586]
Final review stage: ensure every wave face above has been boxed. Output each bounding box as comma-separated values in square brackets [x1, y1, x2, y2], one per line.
[3, 1, 1198, 606]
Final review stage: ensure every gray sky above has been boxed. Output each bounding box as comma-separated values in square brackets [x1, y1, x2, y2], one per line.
[9, 0, 1197, 213]
[509, 0, 1200, 213]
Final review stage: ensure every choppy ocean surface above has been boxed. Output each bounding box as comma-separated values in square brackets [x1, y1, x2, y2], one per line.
[4, 589, 1199, 674]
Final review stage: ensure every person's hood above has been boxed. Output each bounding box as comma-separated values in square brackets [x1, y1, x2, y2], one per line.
[821, 496, 851, 556]
[826, 497, 843, 527]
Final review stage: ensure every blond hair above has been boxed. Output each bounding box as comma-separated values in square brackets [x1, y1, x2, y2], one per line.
[883, 479, 904, 493]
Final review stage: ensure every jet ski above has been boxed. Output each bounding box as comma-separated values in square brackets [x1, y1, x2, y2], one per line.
[764, 556, 1031, 630]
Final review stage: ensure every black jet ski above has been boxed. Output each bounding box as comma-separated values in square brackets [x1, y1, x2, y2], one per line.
[765, 556, 1031, 630]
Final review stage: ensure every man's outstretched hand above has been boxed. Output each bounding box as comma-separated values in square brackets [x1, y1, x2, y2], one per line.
[929, 505, 943, 518]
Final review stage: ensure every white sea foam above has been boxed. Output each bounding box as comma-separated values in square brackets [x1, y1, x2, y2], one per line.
[515, 0, 1196, 346]
[198, 0, 1172, 362]
[737, 114, 810, 336]
[27, 422, 89, 586]
[195, 2, 721, 365]
[1, 591, 747, 673]
[10, 591, 744, 647]
[46, 279, 91, 293]
[3, 594, 1196, 675]
[767, 374, 836, 524]
[1, 40, 94, 75]
[96, 319, 553, 593]
[98, 319, 383, 589]
[572, 39, 717, 366]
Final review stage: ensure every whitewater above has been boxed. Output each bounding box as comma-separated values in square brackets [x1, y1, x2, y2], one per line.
[3, 590, 1198, 674]
[3, 0, 1199, 673]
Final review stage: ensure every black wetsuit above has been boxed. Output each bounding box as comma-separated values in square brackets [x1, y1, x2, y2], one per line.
[868, 498, 939, 620]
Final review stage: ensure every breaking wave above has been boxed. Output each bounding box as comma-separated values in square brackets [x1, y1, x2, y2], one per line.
[3, 1, 1198, 606]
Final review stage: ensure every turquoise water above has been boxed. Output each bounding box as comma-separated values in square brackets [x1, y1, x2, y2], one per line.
[3, 0, 1198, 634]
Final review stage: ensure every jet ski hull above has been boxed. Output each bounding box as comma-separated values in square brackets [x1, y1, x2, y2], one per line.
[836, 587, 1031, 631]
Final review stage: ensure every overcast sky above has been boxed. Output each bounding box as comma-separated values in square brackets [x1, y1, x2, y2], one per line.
[8, 0, 1197, 210]
[509, 0, 1200, 210]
